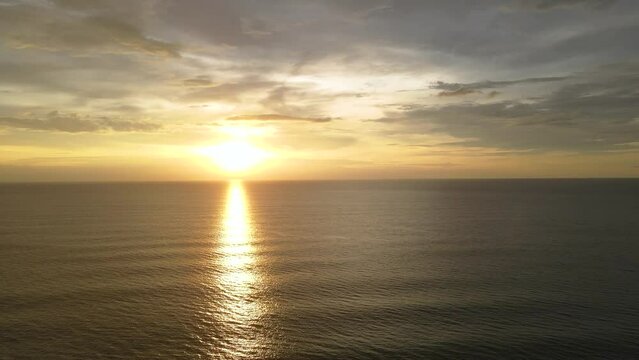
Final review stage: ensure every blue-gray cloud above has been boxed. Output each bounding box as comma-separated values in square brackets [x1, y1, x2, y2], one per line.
[378, 63, 639, 151]
[430, 76, 567, 96]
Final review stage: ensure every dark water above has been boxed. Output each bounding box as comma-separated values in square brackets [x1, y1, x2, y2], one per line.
[1, 179, 638, 359]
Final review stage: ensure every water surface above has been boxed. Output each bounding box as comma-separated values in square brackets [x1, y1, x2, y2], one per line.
[1, 179, 638, 359]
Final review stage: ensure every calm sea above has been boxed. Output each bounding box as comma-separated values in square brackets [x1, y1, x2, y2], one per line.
[1, 179, 638, 359]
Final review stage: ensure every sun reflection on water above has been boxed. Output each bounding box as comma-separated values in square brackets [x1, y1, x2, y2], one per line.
[216, 180, 263, 358]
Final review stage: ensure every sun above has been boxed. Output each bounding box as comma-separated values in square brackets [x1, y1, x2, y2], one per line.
[199, 140, 269, 173]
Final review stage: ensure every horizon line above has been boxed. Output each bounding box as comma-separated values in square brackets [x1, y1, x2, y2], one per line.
[1, 176, 639, 185]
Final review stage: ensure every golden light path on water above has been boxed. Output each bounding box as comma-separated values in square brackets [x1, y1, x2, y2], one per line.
[216, 180, 264, 358]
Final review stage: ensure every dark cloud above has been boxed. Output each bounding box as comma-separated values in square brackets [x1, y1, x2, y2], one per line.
[515, 0, 618, 10]
[227, 114, 334, 122]
[258, 85, 321, 116]
[486, 91, 501, 99]
[431, 76, 567, 96]
[377, 63, 639, 151]
[0, 112, 161, 133]
[436, 88, 478, 97]
[101, 104, 144, 113]
[432, 77, 567, 91]
[182, 76, 213, 87]
[52, 0, 116, 10]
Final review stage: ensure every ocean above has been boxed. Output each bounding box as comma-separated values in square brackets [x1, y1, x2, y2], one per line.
[1, 179, 638, 359]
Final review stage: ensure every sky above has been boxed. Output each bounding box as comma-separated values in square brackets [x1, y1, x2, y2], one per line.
[0, 0, 638, 181]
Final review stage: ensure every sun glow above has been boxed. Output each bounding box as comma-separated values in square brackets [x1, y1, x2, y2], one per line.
[199, 140, 269, 173]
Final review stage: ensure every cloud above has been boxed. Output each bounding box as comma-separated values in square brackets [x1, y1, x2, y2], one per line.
[0, 61, 135, 101]
[431, 76, 567, 96]
[52, 0, 116, 11]
[0, 0, 638, 180]
[182, 76, 213, 87]
[240, 17, 274, 39]
[514, 0, 618, 10]
[180, 78, 276, 102]
[227, 114, 333, 122]
[436, 88, 478, 97]
[377, 63, 639, 151]
[510, 23, 639, 67]
[0, 112, 161, 133]
[0, 3, 179, 57]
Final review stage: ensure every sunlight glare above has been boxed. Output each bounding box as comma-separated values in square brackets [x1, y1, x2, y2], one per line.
[213, 180, 265, 357]
[199, 140, 269, 173]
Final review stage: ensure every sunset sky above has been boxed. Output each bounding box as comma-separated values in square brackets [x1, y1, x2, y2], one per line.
[1, 0, 638, 181]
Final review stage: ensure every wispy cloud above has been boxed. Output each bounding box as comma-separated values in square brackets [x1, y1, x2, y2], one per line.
[0, 3, 179, 57]
[377, 64, 639, 151]
[0, 0, 638, 180]
[514, 0, 618, 11]
[0, 112, 161, 133]
[227, 114, 334, 122]
[431, 77, 567, 96]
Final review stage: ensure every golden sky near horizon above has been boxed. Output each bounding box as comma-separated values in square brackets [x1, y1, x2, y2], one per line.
[0, 0, 638, 181]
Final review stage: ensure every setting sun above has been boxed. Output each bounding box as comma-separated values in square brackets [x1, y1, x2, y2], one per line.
[199, 141, 270, 173]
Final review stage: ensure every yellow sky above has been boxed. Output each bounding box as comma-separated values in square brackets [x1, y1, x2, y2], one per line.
[0, 0, 638, 181]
